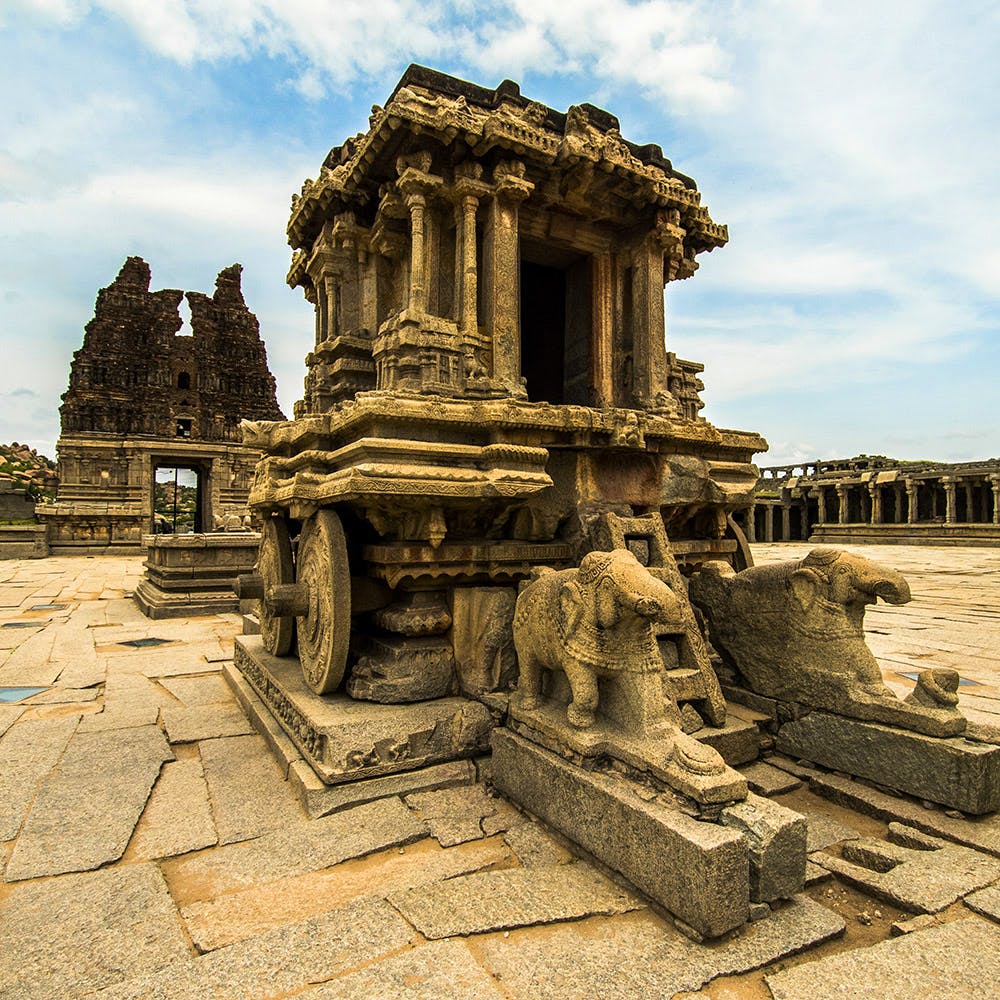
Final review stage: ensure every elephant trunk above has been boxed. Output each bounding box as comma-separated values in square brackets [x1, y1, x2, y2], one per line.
[870, 569, 911, 605]
[632, 595, 664, 620]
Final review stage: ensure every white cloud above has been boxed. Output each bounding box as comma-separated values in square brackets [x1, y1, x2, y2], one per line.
[15, 0, 735, 113]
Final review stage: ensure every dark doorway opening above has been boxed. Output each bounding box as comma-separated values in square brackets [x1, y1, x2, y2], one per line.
[153, 465, 202, 533]
[520, 260, 566, 404]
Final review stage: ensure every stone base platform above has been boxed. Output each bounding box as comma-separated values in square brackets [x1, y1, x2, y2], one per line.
[508, 695, 747, 810]
[134, 532, 259, 619]
[808, 522, 1000, 547]
[492, 727, 750, 939]
[777, 710, 1000, 815]
[232, 636, 493, 786]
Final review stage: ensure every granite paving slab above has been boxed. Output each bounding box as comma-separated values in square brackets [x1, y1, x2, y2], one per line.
[92, 897, 415, 1000]
[181, 836, 512, 952]
[163, 795, 426, 903]
[0, 629, 59, 685]
[964, 883, 1000, 923]
[160, 702, 254, 743]
[405, 783, 511, 847]
[502, 818, 574, 867]
[804, 810, 862, 852]
[199, 733, 303, 844]
[814, 826, 1000, 912]
[388, 862, 641, 938]
[129, 758, 218, 860]
[766, 915, 1000, 1000]
[0, 703, 24, 738]
[0, 863, 190, 1000]
[24, 686, 100, 705]
[304, 939, 506, 999]
[77, 670, 167, 733]
[0, 714, 79, 841]
[474, 895, 845, 1000]
[5, 724, 173, 880]
[161, 673, 234, 706]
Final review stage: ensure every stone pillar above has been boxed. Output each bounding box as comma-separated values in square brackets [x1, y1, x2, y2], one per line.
[906, 480, 918, 524]
[746, 503, 756, 543]
[765, 505, 774, 542]
[799, 488, 810, 539]
[816, 488, 827, 525]
[632, 225, 671, 410]
[836, 485, 849, 524]
[454, 163, 488, 335]
[869, 483, 882, 524]
[404, 192, 427, 315]
[964, 483, 975, 523]
[780, 502, 791, 541]
[482, 160, 533, 395]
[323, 275, 337, 341]
[991, 476, 1000, 525]
[942, 476, 957, 524]
[591, 253, 614, 407]
[458, 194, 479, 331]
[893, 486, 903, 524]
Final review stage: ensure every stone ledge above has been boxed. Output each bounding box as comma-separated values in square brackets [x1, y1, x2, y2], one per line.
[777, 710, 1000, 814]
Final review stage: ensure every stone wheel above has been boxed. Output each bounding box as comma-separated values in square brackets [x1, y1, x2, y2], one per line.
[725, 514, 754, 572]
[258, 515, 294, 656]
[295, 509, 351, 694]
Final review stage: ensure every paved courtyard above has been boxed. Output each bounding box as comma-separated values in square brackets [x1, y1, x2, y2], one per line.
[1, 544, 999, 999]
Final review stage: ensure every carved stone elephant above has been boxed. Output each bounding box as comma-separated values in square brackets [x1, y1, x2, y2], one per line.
[688, 547, 965, 737]
[513, 548, 681, 728]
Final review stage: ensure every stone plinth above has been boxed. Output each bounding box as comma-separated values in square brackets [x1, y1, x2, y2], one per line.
[133, 532, 259, 619]
[0, 523, 49, 559]
[233, 636, 493, 785]
[491, 727, 750, 939]
[777, 710, 1000, 815]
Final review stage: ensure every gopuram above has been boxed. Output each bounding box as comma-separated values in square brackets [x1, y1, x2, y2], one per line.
[231, 66, 1000, 941]
[37, 258, 284, 554]
[751, 454, 1000, 546]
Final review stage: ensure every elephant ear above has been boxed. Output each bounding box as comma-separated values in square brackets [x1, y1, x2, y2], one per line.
[789, 567, 823, 612]
[559, 580, 584, 635]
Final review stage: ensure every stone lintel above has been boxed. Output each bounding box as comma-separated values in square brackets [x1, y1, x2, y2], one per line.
[491, 727, 749, 938]
[777, 710, 1000, 815]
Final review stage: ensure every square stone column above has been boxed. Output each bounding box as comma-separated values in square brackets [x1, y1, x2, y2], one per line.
[482, 161, 532, 396]
[869, 483, 882, 524]
[836, 485, 849, 524]
[591, 252, 614, 407]
[991, 475, 1000, 524]
[906, 480, 919, 523]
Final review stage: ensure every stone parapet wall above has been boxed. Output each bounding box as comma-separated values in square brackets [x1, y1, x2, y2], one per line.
[0, 523, 49, 559]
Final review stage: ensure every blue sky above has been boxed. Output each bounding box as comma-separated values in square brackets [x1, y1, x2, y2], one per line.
[2, 1, 997, 467]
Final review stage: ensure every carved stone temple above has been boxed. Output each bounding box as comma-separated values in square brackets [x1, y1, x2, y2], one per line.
[37, 258, 284, 553]
[751, 454, 1000, 546]
[229, 66, 1000, 941]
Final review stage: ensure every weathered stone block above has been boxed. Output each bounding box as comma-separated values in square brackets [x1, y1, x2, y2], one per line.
[777, 710, 1000, 814]
[694, 716, 761, 766]
[491, 727, 749, 938]
[721, 792, 807, 903]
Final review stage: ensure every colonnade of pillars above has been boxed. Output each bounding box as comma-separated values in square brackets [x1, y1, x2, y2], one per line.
[746, 474, 1000, 542]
